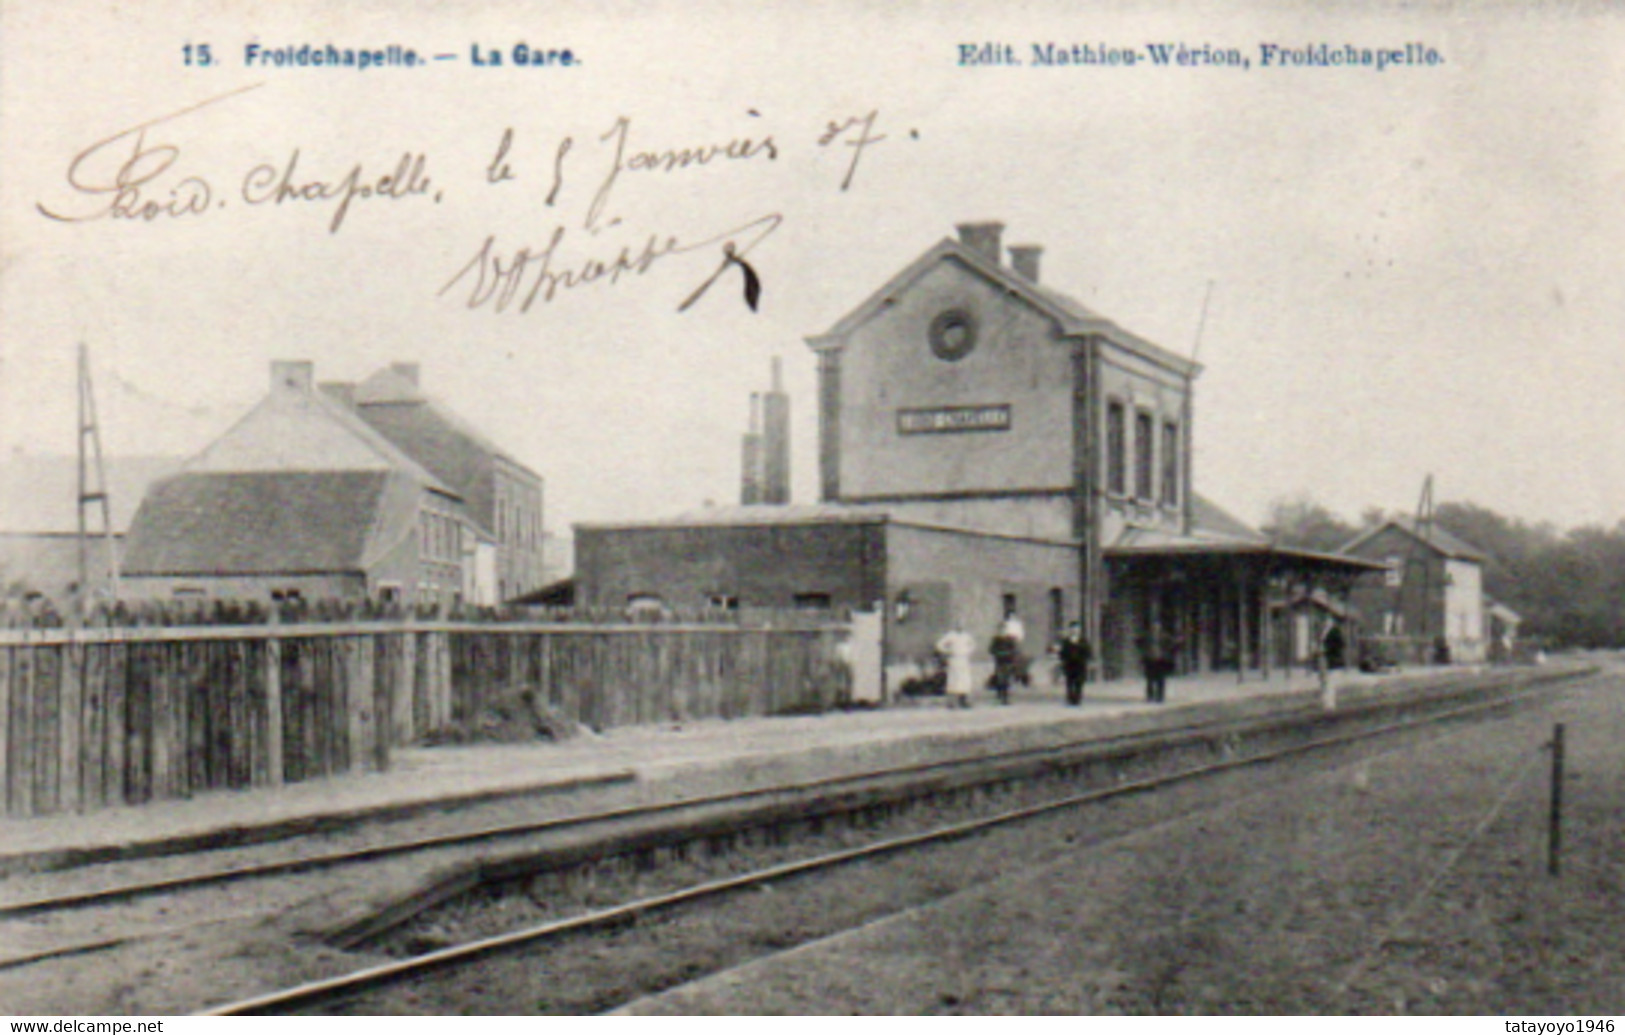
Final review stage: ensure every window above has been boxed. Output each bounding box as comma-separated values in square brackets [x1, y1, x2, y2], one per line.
[706, 593, 740, 611]
[1106, 401, 1126, 496]
[1134, 410, 1154, 500]
[792, 593, 833, 610]
[1384, 555, 1403, 588]
[1161, 421, 1180, 505]
[377, 582, 402, 604]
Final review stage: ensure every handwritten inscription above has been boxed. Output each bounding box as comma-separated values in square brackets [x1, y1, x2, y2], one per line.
[586, 116, 778, 232]
[35, 84, 913, 316]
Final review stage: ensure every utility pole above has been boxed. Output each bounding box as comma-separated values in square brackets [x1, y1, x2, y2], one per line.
[76, 343, 119, 614]
[1393, 474, 1435, 661]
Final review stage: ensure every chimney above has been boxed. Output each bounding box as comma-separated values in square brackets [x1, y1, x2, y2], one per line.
[271, 360, 314, 394]
[955, 221, 1005, 265]
[390, 362, 421, 387]
[741, 393, 763, 505]
[760, 362, 790, 505]
[1008, 244, 1043, 283]
[320, 381, 357, 408]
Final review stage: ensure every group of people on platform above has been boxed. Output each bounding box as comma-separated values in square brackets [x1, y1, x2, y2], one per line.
[933, 607, 1176, 710]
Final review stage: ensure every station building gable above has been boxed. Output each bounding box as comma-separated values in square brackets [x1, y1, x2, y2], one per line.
[807, 222, 1199, 545]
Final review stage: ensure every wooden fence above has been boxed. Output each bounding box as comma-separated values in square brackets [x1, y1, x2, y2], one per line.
[0, 619, 850, 818]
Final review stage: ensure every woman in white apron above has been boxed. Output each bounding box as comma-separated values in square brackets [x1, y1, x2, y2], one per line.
[936, 621, 976, 709]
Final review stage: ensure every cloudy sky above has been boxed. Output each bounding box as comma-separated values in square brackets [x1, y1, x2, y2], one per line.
[3, 0, 1622, 545]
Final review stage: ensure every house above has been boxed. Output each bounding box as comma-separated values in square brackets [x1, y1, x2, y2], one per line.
[577, 221, 1382, 684]
[121, 360, 480, 607]
[321, 363, 546, 603]
[1340, 516, 1488, 663]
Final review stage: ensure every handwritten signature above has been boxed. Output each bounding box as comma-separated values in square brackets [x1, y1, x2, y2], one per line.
[438, 213, 782, 314]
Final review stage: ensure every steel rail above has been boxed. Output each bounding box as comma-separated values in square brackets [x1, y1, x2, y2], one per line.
[199, 668, 1600, 1016]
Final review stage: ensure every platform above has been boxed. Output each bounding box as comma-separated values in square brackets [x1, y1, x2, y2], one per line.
[0, 665, 1474, 872]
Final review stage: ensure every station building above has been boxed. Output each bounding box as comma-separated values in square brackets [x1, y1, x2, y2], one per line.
[1342, 517, 1490, 663]
[576, 222, 1381, 685]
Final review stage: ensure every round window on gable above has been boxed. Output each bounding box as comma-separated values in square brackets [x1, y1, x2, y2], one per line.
[928, 307, 979, 362]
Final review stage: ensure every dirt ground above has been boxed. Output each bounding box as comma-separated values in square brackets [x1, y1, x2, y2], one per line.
[623, 679, 1625, 1015]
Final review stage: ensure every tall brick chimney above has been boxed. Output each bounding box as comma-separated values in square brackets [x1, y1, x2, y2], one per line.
[741, 393, 763, 505]
[956, 221, 1005, 265]
[740, 359, 791, 505]
[1009, 244, 1043, 283]
[760, 357, 790, 505]
[271, 360, 314, 394]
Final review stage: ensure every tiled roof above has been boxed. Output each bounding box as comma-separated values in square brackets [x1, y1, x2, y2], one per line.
[1340, 517, 1487, 562]
[122, 471, 390, 575]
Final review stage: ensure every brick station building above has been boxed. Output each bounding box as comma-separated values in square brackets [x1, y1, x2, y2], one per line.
[577, 222, 1381, 687]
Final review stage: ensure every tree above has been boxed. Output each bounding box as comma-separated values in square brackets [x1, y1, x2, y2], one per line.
[1260, 495, 1361, 554]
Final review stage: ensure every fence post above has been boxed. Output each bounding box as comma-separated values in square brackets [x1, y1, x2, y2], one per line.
[265, 629, 284, 787]
[393, 628, 417, 745]
[1548, 722, 1565, 877]
[59, 637, 83, 813]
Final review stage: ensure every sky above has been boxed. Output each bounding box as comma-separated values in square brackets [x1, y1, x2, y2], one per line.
[2, 0, 1623, 548]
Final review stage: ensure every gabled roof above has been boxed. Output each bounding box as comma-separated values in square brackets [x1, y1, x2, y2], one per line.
[187, 380, 458, 498]
[123, 471, 392, 576]
[805, 235, 1201, 378]
[1340, 517, 1486, 563]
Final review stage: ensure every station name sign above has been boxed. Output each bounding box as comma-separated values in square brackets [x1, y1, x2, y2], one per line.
[897, 405, 1012, 435]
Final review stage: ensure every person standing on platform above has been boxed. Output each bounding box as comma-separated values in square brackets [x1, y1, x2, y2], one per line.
[1056, 621, 1092, 706]
[936, 620, 975, 710]
[989, 623, 1020, 706]
[1138, 626, 1174, 704]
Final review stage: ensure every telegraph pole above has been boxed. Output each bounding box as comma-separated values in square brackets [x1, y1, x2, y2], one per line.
[76, 343, 119, 614]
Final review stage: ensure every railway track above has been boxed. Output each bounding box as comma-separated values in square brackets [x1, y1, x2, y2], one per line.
[190, 665, 1596, 1015]
[0, 666, 1565, 944]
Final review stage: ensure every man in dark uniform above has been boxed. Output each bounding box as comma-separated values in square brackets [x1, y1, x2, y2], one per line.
[1056, 621, 1092, 706]
[1139, 627, 1173, 704]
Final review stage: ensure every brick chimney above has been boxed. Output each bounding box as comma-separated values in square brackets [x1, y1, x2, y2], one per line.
[390, 362, 421, 387]
[760, 357, 790, 505]
[741, 393, 763, 505]
[956, 222, 1005, 265]
[271, 360, 314, 394]
[1009, 244, 1043, 283]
